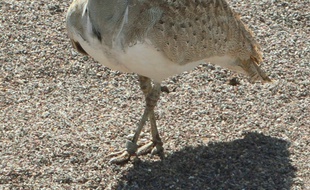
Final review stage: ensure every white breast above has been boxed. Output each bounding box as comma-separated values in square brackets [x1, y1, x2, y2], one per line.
[115, 42, 206, 82]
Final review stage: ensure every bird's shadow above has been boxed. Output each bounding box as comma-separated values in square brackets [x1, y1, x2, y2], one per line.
[116, 132, 296, 190]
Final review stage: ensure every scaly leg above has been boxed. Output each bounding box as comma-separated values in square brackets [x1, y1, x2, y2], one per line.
[136, 76, 164, 157]
[109, 76, 163, 163]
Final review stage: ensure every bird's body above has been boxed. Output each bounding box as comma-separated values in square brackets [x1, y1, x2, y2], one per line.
[66, 0, 271, 163]
[67, 0, 270, 82]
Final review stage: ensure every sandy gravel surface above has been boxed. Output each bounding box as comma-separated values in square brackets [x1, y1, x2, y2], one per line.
[0, 0, 309, 189]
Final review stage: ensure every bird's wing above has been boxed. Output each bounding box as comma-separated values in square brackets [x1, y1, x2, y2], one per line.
[146, 0, 262, 65]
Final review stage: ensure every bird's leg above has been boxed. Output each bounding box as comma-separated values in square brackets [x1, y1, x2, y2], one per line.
[109, 104, 150, 164]
[137, 108, 164, 158]
[109, 76, 163, 163]
[136, 76, 164, 157]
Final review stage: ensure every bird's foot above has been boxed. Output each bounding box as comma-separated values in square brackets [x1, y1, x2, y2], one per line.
[108, 141, 138, 164]
[108, 151, 131, 164]
[137, 141, 164, 159]
[108, 140, 164, 164]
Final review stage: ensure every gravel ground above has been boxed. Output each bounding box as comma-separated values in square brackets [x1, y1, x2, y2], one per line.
[0, 0, 309, 189]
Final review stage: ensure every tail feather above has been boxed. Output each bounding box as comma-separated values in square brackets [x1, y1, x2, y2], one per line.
[240, 57, 271, 83]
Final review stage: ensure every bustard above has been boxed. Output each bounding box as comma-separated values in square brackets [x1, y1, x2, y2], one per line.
[66, 0, 271, 163]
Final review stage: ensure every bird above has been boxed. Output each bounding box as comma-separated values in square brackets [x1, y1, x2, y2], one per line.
[66, 0, 271, 164]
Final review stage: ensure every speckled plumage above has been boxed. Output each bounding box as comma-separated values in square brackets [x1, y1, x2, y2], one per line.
[121, 0, 262, 65]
